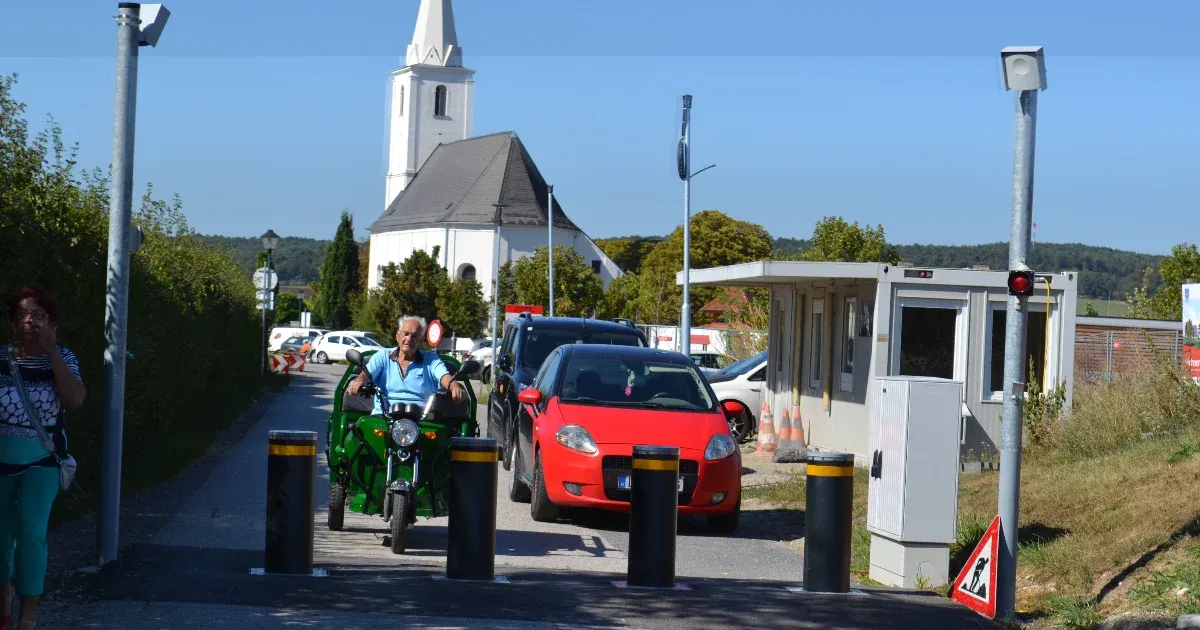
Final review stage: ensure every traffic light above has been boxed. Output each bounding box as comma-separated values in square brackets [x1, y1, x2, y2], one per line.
[1008, 270, 1035, 296]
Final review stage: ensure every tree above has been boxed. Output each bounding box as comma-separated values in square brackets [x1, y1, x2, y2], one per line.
[1084, 302, 1099, 317]
[1127, 243, 1200, 321]
[490, 261, 517, 336]
[371, 246, 447, 340]
[273, 292, 302, 325]
[798, 216, 900, 264]
[597, 273, 641, 321]
[438, 278, 488, 339]
[512, 245, 604, 318]
[317, 211, 361, 330]
[595, 236, 662, 275]
[635, 210, 773, 325]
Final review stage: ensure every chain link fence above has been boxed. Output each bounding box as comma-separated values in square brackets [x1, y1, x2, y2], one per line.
[1074, 328, 1183, 386]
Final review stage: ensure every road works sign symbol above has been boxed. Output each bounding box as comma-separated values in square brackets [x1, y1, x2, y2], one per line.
[951, 514, 1000, 619]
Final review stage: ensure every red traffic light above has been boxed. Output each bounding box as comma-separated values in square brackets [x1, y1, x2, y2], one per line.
[1008, 270, 1034, 296]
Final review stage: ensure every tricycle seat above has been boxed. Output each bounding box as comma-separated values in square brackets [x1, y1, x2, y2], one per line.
[342, 392, 374, 414]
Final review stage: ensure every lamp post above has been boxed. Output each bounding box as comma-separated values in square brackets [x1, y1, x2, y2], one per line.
[996, 45, 1047, 623]
[547, 185, 555, 317]
[676, 95, 715, 356]
[491, 203, 507, 363]
[260, 229, 280, 374]
[98, 0, 170, 567]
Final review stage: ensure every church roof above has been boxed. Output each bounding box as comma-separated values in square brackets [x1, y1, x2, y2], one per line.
[369, 131, 583, 234]
[406, 0, 462, 68]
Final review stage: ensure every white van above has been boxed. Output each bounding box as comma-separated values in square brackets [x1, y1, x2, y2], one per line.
[268, 327, 327, 352]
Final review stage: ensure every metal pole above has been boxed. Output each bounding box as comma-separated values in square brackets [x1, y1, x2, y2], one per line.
[680, 101, 692, 356]
[98, 1, 141, 566]
[491, 204, 505, 358]
[547, 185, 554, 317]
[260, 255, 267, 375]
[997, 87, 1038, 622]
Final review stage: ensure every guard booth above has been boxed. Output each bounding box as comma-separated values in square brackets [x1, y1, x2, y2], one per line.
[680, 261, 1078, 462]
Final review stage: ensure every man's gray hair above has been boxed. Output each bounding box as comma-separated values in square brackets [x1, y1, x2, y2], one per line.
[398, 314, 427, 337]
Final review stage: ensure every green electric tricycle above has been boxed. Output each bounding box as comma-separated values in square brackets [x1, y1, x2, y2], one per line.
[325, 347, 481, 554]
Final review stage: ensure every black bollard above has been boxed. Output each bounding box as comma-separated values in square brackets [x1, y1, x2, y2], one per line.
[446, 437, 499, 581]
[803, 450, 855, 593]
[264, 430, 317, 575]
[627, 445, 679, 588]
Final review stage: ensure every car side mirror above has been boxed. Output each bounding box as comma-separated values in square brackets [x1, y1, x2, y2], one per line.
[345, 348, 367, 368]
[518, 389, 542, 405]
[721, 400, 745, 418]
[456, 359, 481, 378]
[497, 354, 513, 372]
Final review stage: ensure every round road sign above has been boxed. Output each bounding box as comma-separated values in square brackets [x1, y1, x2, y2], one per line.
[426, 319, 444, 347]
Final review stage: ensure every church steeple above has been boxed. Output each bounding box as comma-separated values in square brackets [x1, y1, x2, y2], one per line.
[405, 0, 462, 68]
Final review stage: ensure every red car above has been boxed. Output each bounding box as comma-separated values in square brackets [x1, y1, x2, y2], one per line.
[504, 344, 745, 533]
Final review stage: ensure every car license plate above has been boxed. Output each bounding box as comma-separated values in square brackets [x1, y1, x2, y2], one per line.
[618, 475, 684, 492]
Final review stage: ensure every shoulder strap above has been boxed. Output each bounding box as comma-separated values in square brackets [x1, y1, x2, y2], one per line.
[6, 345, 59, 457]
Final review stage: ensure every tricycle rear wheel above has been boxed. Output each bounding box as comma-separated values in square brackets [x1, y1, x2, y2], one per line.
[328, 479, 346, 531]
[390, 492, 410, 554]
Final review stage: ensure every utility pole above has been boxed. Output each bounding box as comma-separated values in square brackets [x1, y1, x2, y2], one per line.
[547, 185, 555, 317]
[996, 45, 1047, 623]
[491, 203, 507, 358]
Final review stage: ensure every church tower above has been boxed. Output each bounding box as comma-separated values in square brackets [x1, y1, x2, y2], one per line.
[384, 0, 475, 208]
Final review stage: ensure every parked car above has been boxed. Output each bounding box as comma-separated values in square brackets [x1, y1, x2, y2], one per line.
[505, 344, 743, 533]
[470, 340, 493, 382]
[704, 349, 767, 443]
[278, 335, 309, 353]
[310, 332, 383, 364]
[268, 327, 327, 352]
[689, 350, 736, 373]
[489, 314, 647, 471]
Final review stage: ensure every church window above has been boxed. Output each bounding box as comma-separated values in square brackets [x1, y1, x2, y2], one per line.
[434, 85, 448, 116]
[591, 260, 602, 274]
[461, 264, 476, 282]
[397, 85, 404, 116]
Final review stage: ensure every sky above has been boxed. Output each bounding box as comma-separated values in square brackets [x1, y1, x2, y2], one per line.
[3, 0, 1199, 255]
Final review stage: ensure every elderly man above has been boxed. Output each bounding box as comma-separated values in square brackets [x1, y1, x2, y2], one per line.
[347, 315, 466, 414]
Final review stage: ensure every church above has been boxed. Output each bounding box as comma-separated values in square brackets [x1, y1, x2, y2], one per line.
[367, 0, 621, 305]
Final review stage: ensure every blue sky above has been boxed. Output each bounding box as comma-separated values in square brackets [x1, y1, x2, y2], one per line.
[3, 0, 1198, 255]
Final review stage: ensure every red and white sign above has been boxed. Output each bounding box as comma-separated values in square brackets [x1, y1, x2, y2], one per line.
[951, 515, 1000, 619]
[504, 304, 544, 323]
[270, 352, 306, 374]
[427, 319, 444, 347]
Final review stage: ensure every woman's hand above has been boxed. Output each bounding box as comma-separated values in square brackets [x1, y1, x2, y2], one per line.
[33, 321, 58, 356]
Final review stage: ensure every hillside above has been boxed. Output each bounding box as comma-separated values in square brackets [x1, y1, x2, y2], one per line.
[201, 235, 331, 285]
[774, 238, 1164, 301]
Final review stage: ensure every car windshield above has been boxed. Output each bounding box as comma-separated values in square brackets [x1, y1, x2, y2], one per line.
[520, 330, 643, 369]
[354, 336, 382, 347]
[716, 350, 767, 376]
[558, 355, 715, 412]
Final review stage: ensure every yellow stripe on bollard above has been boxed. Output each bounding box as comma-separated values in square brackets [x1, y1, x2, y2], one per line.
[450, 450, 498, 463]
[632, 459, 678, 472]
[807, 464, 854, 477]
[268, 444, 317, 457]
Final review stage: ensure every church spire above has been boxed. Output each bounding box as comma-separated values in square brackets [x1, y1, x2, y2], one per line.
[405, 0, 462, 68]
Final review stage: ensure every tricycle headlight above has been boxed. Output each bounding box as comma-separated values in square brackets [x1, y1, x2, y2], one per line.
[390, 419, 420, 447]
[555, 424, 598, 454]
[705, 434, 737, 461]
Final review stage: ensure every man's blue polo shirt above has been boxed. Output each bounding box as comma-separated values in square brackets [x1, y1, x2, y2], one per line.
[365, 348, 450, 415]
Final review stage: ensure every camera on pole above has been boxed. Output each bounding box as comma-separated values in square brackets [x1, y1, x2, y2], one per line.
[1007, 270, 1035, 297]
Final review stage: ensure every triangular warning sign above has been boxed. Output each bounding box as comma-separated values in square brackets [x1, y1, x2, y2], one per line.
[951, 514, 1000, 619]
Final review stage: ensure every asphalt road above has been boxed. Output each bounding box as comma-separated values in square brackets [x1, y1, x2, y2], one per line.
[36, 362, 995, 629]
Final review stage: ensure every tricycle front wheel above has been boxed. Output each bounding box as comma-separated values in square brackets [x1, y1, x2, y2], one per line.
[328, 479, 346, 531]
[390, 492, 410, 554]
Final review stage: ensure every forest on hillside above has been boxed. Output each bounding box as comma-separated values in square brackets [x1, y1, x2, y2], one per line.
[208, 231, 1165, 301]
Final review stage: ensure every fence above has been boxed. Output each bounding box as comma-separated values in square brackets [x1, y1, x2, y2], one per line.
[1074, 328, 1183, 386]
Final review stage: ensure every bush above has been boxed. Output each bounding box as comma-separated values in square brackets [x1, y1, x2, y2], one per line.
[0, 74, 267, 524]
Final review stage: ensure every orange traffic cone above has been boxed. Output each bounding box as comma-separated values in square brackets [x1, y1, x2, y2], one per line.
[754, 401, 777, 457]
[773, 405, 806, 463]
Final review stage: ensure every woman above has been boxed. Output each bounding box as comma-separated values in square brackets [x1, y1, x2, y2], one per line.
[1, 287, 86, 630]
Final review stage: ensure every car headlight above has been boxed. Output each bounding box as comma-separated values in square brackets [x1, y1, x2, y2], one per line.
[390, 419, 420, 447]
[705, 434, 737, 461]
[555, 425, 598, 454]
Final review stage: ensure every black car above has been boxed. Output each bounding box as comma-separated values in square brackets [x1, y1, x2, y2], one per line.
[488, 313, 647, 471]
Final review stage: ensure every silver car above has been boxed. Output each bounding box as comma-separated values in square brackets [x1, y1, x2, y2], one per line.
[703, 350, 766, 443]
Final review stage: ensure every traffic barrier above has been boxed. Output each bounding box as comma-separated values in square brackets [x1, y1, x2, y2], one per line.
[627, 445, 679, 588]
[270, 351, 305, 373]
[264, 430, 317, 574]
[446, 437, 500, 581]
[754, 401, 777, 457]
[803, 451, 854, 593]
[773, 405, 807, 463]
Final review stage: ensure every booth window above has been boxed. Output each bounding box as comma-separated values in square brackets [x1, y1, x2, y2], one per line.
[809, 298, 824, 388]
[840, 297, 856, 392]
[897, 306, 957, 379]
[986, 307, 1048, 397]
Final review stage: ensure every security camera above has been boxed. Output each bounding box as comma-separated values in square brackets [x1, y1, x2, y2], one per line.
[137, 3, 170, 47]
[1000, 46, 1046, 91]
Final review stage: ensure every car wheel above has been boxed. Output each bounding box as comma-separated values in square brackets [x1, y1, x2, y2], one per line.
[482, 365, 491, 384]
[707, 497, 741, 535]
[728, 406, 752, 444]
[317, 351, 328, 364]
[530, 454, 559, 523]
[328, 478, 346, 532]
[508, 446, 531, 503]
[501, 420, 514, 471]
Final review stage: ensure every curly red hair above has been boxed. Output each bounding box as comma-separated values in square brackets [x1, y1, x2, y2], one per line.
[7, 286, 60, 325]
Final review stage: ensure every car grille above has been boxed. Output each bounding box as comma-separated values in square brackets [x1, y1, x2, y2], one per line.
[600, 456, 699, 504]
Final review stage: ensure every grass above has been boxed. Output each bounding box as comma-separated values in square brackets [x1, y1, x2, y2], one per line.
[1078, 298, 1130, 318]
[1130, 540, 1200, 615]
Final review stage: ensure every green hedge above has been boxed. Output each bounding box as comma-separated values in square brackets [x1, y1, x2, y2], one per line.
[1, 74, 271, 524]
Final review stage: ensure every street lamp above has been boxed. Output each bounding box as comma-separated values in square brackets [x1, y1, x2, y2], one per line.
[99, 0, 171, 568]
[995, 44, 1046, 623]
[260, 229, 279, 375]
[547, 185, 555, 317]
[491, 203, 507, 368]
[677, 94, 716, 356]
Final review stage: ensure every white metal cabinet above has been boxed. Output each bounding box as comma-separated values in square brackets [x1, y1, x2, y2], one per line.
[866, 376, 962, 544]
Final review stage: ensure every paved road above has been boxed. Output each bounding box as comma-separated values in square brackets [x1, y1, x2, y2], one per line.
[37, 362, 995, 629]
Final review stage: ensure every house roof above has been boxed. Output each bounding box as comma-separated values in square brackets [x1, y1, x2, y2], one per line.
[700, 288, 750, 313]
[369, 132, 582, 234]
